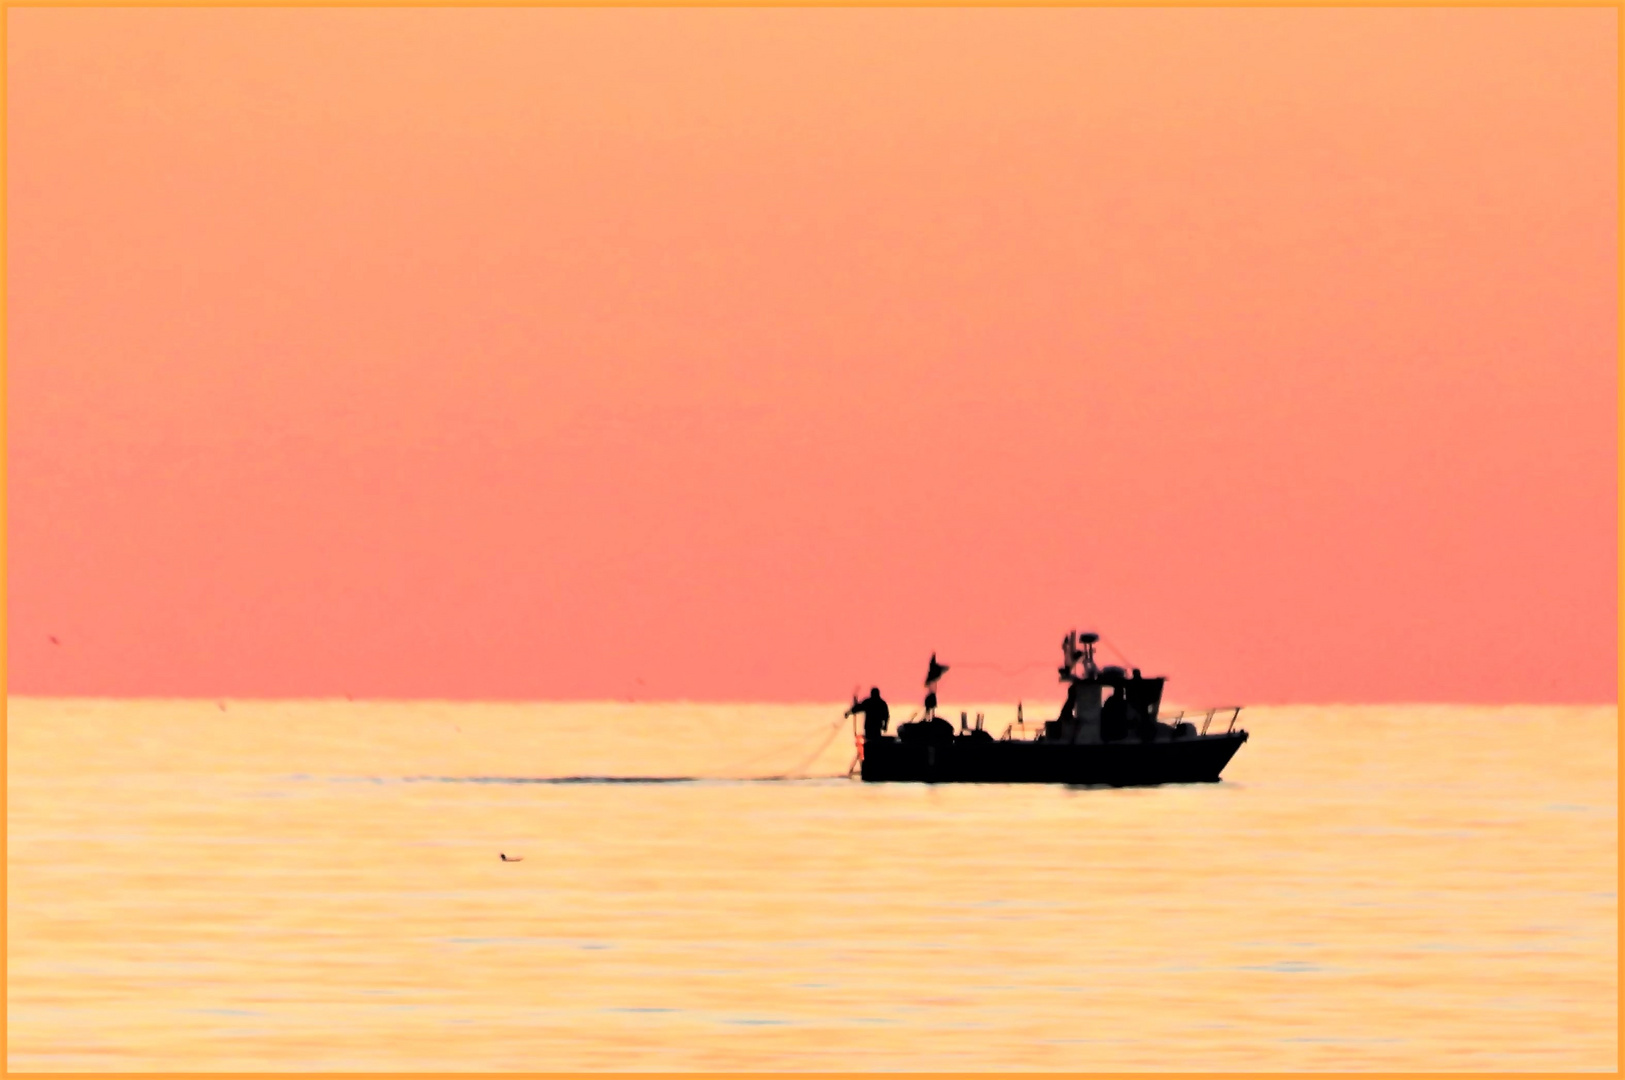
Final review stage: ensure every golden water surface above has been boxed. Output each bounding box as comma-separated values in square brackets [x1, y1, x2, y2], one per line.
[7, 699, 1617, 1070]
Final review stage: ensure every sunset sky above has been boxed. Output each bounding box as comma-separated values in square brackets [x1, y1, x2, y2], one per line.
[7, 7, 1617, 705]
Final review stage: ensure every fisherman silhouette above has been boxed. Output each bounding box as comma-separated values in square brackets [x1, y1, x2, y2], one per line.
[845, 687, 890, 741]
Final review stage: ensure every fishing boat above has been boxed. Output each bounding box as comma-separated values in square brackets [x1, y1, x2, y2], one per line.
[848, 631, 1247, 785]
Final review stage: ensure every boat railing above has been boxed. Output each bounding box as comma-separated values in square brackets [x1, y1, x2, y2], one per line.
[1161, 705, 1244, 735]
[999, 706, 1243, 740]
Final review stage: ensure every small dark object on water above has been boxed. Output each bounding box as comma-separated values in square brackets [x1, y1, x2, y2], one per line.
[500, 853, 523, 862]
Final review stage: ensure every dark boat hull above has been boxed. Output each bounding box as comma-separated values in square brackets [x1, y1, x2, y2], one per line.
[860, 731, 1248, 785]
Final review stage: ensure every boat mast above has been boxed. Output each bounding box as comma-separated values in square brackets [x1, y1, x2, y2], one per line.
[1060, 630, 1100, 684]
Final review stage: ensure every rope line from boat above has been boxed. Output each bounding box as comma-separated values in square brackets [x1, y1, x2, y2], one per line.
[760, 714, 849, 780]
[953, 636, 1134, 679]
[1097, 633, 1136, 671]
[710, 713, 850, 779]
[949, 660, 1050, 678]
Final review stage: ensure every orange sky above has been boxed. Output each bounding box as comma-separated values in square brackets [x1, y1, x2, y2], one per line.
[7, 8, 1617, 705]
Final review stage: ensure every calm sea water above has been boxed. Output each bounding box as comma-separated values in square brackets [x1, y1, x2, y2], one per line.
[7, 698, 1616, 1071]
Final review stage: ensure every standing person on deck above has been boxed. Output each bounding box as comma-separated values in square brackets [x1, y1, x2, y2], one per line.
[846, 688, 891, 742]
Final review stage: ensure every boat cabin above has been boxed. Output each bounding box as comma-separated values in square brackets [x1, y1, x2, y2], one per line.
[1044, 633, 1169, 744]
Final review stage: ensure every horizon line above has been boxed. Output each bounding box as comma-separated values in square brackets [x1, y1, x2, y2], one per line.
[5, 694, 1618, 710]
